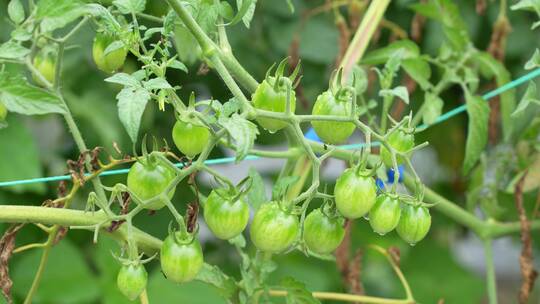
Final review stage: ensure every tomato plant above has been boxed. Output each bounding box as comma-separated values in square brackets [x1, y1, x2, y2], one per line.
[1, 0, 540, 303]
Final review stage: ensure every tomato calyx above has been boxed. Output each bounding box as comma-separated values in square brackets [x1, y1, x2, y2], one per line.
[264, 57, 302, 93]
[168, 224, 197, 246]
[213, 175, 252, 206]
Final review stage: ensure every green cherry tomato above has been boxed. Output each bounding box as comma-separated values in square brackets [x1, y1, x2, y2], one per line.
[160, 232, 204, 283]
[397, 204, 431, 245]
[369, 194, 401, 235]
[0, 103, 7, 122]
[117, 263, 147, 301]
[252, 77, 296, 133]
[203, 189, 250, 240]
[250, 202, 299, 253]
[334, 168, 377, 219]
[172, 119, 210, 159]
[92, 32, 128, 73]
[127, 158, 176, 210]
[303, 208, 345, 254]
[380, 129, 414, 166]
[311, 91, 355, 144]
[32, 52, 55, 86]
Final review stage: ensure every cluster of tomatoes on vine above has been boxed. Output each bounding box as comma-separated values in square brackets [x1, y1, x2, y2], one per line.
[25, 31, 432, 300]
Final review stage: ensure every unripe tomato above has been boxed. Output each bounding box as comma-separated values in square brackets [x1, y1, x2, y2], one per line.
[252, 77, 296, 133]
[303, 208, 345, 254]
[203, 189, 249, 240]
[117, 263, 147, 301]
[380, 129, 414, 166]
[127, 158, 176, 210]
[172, 119, 210, 159]
[369, 194, 401, 235]
[32, 51, 55, 86]
[160, 232, 204, 283]
[92, 32, 128, 73]
[311, 91, 355, 144]
[0, 103, 7, 122]
[250, 202, 299, 253]
[397, 204, 431, 245]
[334, 168, 377, 219]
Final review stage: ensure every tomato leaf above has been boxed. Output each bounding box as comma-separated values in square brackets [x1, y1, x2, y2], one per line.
[525, 49, 540, 70]
[280, 276, 321, 304]
[361, 40, 419, 65]
[402, 57, 431, 90]
[36, 0, 89, 32]
[219, 114, 259, 161]
[195, 264, 238, 299]
[463, 94, 490, 174]
[143, 78, 172, 90]
[422, 93, 444, 125]
[230, 0, 256, 28]
[0, 41, 30, 60]
[247, 167, 267, 210]
[115, 86, 150, 143]
[512, 82, 539, 116]
[113, 0, 146, 14]
[379, 86, 409, 104]
[472, 51, 515, 140]
[7, 0, 25, 24]
[0, 72, 66, 115]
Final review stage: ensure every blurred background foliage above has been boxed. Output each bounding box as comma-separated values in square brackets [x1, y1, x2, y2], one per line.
[0, 0, 539, 303]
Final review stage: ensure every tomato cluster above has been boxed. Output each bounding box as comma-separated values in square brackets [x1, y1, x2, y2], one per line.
[334, 164, 431, 244]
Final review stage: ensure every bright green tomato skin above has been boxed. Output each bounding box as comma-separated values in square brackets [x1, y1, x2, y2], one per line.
[127, 161, 176, 210]
[116, 264, 148, 301]
[334, 168, 377, 219]
[32, 54, 55, 86]
[203, 190, 250, 240]
[311, 91, 355, 144]
[160, 233, 204, 283]
[397, 205, 431, 245]
[92, 32, 128, 73]
[252, 79, 296, 133]
[380, 130, 414, 166]
[0, 103, 7, 121]
[172, 120, 210, 159]
[303, 209, 345, 254]
[250, 202, 299, 253]
[369, 195, 401, 235]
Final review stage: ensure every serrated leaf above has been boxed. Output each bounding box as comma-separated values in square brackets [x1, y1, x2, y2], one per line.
[512, 82, 539, 116]
[113, 0, 146, 14]
[463, 94, 490, 174]
[422, 93, 444, 125]
[280, 277, 321, 304]
[379, 86, 409, 104]
[525, 49, 540, 70]
[195, 264, 237, 299]
[402, 57, 431, 89]
[219, 114, 259, 161]
[361, 40, 419, 65]
[0, 72, 66, 115]
[36, 0, 88, 32]
[472, 51, 515, 140]
[116, 86, 150, 143]
[247, 167, 267, 210]
[272, 176, 300, 200]
[8, 0, 25, 24]
[143, 78, 172, 90]
[168, 60, 188, 73]
[103, 40, 125, 56]
[232, 0, 256, 27]
[104, 73, 140, 87]
[0, 41, 30, 60]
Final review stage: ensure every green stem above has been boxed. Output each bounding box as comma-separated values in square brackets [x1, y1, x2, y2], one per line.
[23, 228, 56, 304]
[483, 238, 498, 304]
[268, 290, 414, 304]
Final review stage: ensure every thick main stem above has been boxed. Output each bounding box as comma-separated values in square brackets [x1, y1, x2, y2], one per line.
[483, 238, 498, 304]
